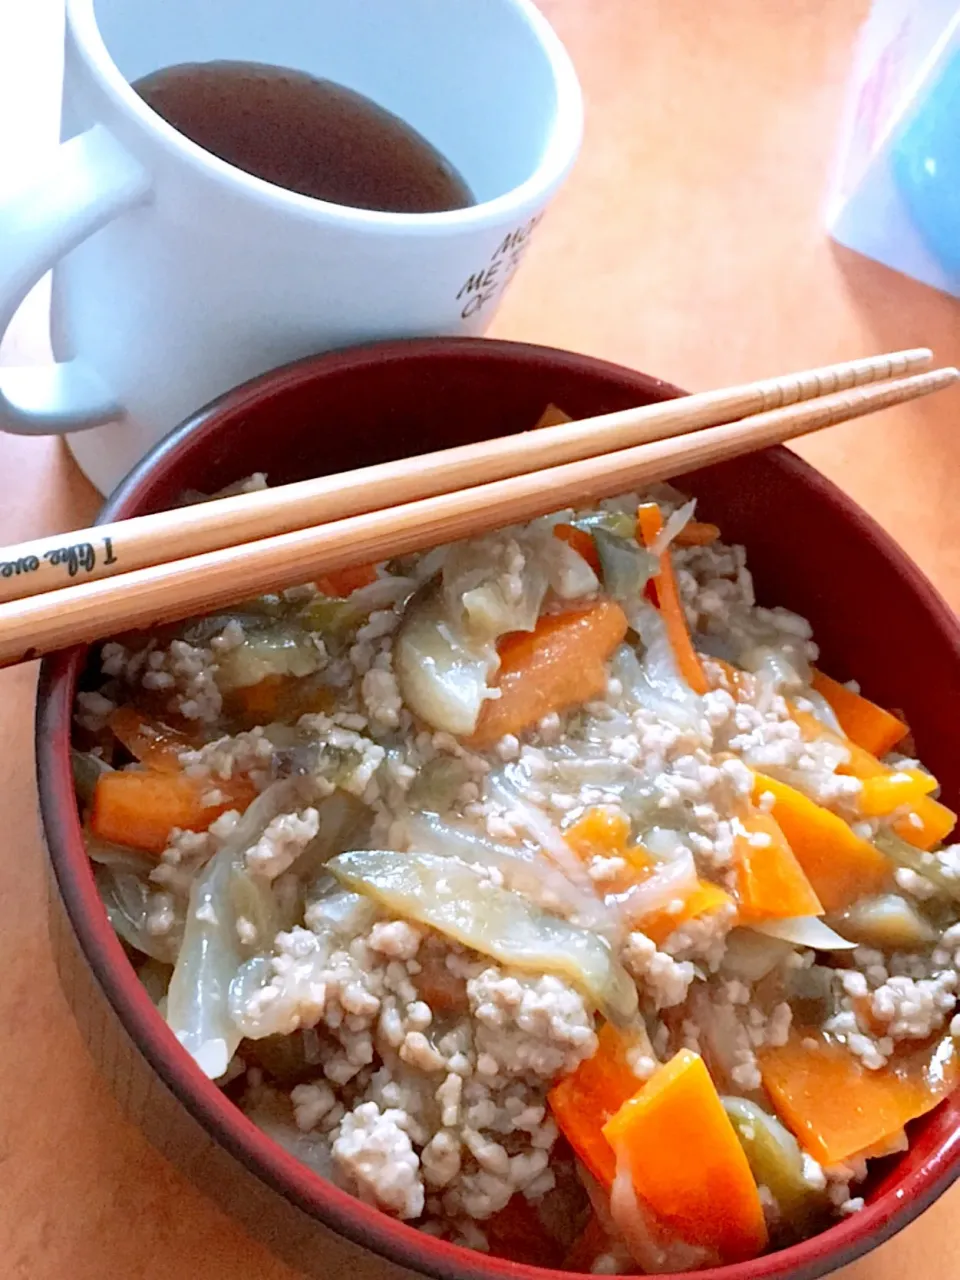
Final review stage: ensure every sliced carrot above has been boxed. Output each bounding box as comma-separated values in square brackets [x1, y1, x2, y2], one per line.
[315, 562, 378, 598]
[858, 768, 938, 817]
[91, 768, 256, 854]
[602, 1049, 768, 1264]
[787, 703, 841, 749]
[734, 810, 824, 923]
[565, 805, 632, 859]
[227, 673, 290, 721]
[564, 806, 656, 894]
[563, 807, 733, 924]
[893, 798, 957, 850]
[751, 773, 890, 912]
[467, 600, 628, 748]
[788, 710, 891, 789]
[225, 673, 335, 724]
[760, 1030, 959, 1166]
[636, 878, 735, 945]
[108, 705, 195, 773]
[533, 402, 573, 429]
[674, 520, 721, 548]
[840, 748, 955, 850]
[636, 503, 709, 695]
[549, 1022, 651, 1187]
[553, 522, 601, 574]
[791, 706, 957, 852]
[412, 955, 469, 1016]
[810, 669, 908, 757]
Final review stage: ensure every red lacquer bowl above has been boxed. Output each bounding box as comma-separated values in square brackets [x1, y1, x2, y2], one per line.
[36, 338, 960, 1280]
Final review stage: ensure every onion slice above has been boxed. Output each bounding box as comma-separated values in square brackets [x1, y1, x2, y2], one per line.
[751, 916, 858, 950]
[329, 849, 638, 1023]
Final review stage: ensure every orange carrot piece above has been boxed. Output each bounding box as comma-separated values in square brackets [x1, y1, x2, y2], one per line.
[751, 773, 890, 912]
[674, 521, 721, 547]
[760, 1030, 959, 1166]
[315, 562, 378, 597]
[636, 879, 735, 945]
[553, 522, 601, 574]
[810, 669, 908, 757]
[788, 704, 842, 749]
[565, 806, 632, 859]
[893, 796, 957, 850]
[467, 600, 628, 748]
[602, 1050, 768, 1264]
[228, 673, 290, 721]
[533, 402, 574, 429]
[91, 768, 256, 855]
[563, 807, 732, 923]
[108, 706, 194, 774]
[225, 673, 335, 724]
[791, 707, 957, 852]
[858, 768, 938, 817]
[549, 1022, 650, 1187]
[564, 806, 658, 894]
[734, 810, 824, 923]
[838, 744, 955, 850]
[788, 711, 897, 791]
[636, 503, 709, 695]
[412, 952, 469, 1016]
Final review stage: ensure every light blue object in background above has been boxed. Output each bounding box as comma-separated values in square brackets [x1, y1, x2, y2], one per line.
[892, 49, 960, 278]
[826, 0, 960, 301]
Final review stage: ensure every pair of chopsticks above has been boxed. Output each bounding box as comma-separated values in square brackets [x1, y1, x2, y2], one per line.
[0, 347, 955, 670]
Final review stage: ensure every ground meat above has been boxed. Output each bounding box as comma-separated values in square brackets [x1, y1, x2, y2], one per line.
[622, 932, 696, 1009]
[466, 968, 597, 1079]
[662, 901, 737, 969]
[102, 636, 224, 722]
[869, 972, 957, 1042]
[74, 689, 116, 732]
[368, 920, 423, 960]
[245, 808, 320, 880]
[934, 845, 960, 882]
[181, 726, 276, 782]
[362, 656, 403, 732]
[894, 867, 939, 900]
[291, 1081, 338, 1132]
[234, 917, 586, 1222]
[332, 1101, 424, 1219]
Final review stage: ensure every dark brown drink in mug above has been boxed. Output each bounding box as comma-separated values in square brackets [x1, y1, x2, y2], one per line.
[133, 60, 474, 213]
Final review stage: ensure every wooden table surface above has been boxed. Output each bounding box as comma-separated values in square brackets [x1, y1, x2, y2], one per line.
[2, 2, 960, 1277]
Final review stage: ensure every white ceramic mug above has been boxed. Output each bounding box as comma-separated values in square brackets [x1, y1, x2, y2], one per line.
[0, 0, 581, 494]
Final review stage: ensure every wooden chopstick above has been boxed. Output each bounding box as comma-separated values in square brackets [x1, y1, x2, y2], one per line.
[0, 364, 955, 671]
[0, 346, 933, 604]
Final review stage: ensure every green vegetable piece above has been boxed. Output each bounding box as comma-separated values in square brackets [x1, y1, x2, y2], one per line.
[722, 1097, 826, 1234]
[837, 893, 936, 950]
[216, 626, 325, 691]
[592, 528, 657, 602]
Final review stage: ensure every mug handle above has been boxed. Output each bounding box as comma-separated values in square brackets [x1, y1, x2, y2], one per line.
[0, 125, 152, 435]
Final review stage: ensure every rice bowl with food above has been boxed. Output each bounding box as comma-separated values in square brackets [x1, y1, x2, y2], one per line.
[71, 472, 960, 1274]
